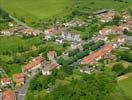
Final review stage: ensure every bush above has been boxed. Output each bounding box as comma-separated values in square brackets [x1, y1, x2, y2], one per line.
[112, 64, 125, 76]
[123, 29, 132, 36]
[68, 48, 80, 57]
[125, 65, 132, 73]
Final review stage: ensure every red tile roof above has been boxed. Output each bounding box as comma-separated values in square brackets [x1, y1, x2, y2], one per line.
[48, 27, 56, 33]
[100, 28, 111, 33]
[15, 79, 24, 84]
[47, 51, 56, 57]
[46, 62, 58, 71]
[83, 43, 113, 64]
[112, 35, 124, 42]
[13, 73, 25, 79]
[24, 28, 33, 33]
[23, 60, 40, 71]
[112, 26, 123, 33]
[3, 90, 16, 100]
[1, 78, 11, 83]
[23, 56, 44, 71]
[32, 56, 44, 62]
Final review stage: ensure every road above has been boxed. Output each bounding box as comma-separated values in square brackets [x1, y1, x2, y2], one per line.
[16, 78, 31, 100]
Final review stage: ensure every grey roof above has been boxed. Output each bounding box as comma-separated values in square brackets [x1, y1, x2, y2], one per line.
[81, 66, 91, 71]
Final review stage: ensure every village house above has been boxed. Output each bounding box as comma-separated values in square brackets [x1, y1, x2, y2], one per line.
[47, 51, 57, 61]
[15, 25, 26, 32]
[96, 10, 116, 22]
[44, 27, 57, 40]
[63, 20, 85, 27]
[22, 55, 45, 76]
[0, 28, 16, 35]
[80, 66, 93, 74]
[99, 28, 111, 35]
[125, 18, 132, 32]
[55, 37, 64, 44]
[8, 22, 14, 27]
[124, 35, 132, 45]
[2, 90, 16, 100]
[82, 43, 113, 64]
[1, 77, 11, 86]
[121, 11, 131, 21]
[21, 28, 42, 36]
[112, 35, 125, 48]
[24, 28, 33, 34]
[62, 31, 81, 42]
[13, 73, 25, 86]
[70, 42, 82, 50]
[45, 35, 52, 40]
[82, 35, 125, 65]
[0, 28, 17, 35]
[0, 30, 10, 35]
[96, 35, 108, 42]
[111, 25, 126, 34]
[42, 61, 60, 75]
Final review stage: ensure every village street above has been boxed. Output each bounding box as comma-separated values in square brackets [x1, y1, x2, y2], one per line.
[16, 78, 31, 100]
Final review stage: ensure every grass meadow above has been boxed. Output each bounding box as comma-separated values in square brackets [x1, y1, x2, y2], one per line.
[1, 0, 132, 22]
[0, 0, 72, 20]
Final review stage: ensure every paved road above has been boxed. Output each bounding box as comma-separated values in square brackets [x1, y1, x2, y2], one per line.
[16, 78, 31, 100]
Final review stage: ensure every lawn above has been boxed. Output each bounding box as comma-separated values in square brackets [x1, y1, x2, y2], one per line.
[0, 0, 72, 20]
[118, 76, 132, 99]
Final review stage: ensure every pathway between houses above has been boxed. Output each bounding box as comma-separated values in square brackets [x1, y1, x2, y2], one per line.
[16, 77, 31, 100]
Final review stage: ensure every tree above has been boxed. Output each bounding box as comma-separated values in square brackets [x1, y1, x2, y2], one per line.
[68, 48, 80, 57]
[61, 65, 73, 75]
[125, 65, 132, 73]
[91, 40, 104, 51]
[112, 15, 121, 25]
[44, 73, 124, 100]
[112, 64, 125, 76]
[123, 29, 132, 36]
[119, 51, 132, 62]
[29, 75, 50, 91]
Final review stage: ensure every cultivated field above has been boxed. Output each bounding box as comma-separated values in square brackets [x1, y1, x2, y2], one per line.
[0, 0, 72, 20]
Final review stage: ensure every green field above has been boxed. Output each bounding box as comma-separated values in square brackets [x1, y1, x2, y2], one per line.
[118, 76, 132, 99]
[1, 0, 132, 22]
[0, 0, 72, 20]
[0, 36, 43, 55]
[75, 0, 132, 12]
